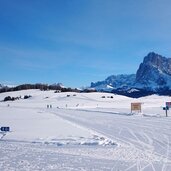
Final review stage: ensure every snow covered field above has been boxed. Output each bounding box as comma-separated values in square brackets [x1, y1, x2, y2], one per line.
[0, 90, 171, 170]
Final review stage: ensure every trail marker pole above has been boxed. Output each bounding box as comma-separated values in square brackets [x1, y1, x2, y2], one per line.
[163, 106, 169, 117]
[166, 108, 168, 117]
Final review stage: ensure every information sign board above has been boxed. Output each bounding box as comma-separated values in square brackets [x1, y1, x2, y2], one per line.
[0, 127, 10, 132]
[166, 102, 171, 108]
[131, 103, 141, 113]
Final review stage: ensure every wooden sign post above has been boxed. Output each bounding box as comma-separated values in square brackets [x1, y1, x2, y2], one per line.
[131, 103, 142, 113]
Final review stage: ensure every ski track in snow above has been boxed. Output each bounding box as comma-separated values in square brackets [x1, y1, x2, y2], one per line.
[47, 108, 171, 171]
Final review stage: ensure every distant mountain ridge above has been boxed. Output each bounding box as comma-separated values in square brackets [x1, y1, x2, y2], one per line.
[91, 52, 171, 97]
[91, 74, 136, 91]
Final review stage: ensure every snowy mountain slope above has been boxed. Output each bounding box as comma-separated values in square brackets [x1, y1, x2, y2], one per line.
[0, 90, 171, 170]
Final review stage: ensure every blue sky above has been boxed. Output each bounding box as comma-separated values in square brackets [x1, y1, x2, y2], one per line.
[1, 0, 171, 87]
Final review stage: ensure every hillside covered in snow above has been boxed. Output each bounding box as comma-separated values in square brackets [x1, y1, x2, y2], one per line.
[0, 90, 171, 170]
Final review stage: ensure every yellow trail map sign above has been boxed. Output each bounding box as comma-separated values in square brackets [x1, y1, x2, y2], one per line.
[131, 103, 141, 112]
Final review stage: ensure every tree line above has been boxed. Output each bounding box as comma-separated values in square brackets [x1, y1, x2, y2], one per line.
[0, 84, 81, 93]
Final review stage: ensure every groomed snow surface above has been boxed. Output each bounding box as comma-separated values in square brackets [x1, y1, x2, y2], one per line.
[0, 90, 171, 171]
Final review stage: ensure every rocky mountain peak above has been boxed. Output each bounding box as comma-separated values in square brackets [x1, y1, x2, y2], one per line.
[143, 52, 164, 65]
[142, 52, 171, 74]
[136, 52, 171, 88]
